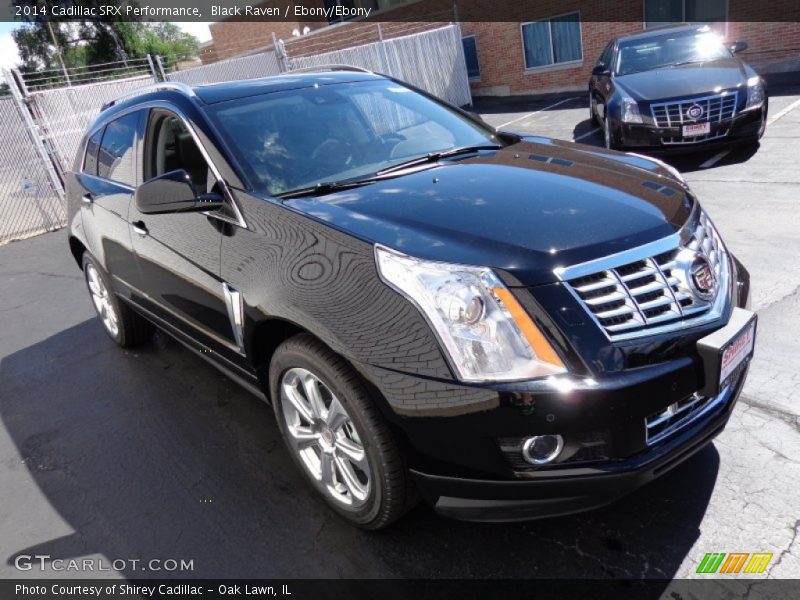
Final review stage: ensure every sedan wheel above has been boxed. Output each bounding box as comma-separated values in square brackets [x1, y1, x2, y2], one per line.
[604, 117, 614, 149]
[280, 367, 371, 509]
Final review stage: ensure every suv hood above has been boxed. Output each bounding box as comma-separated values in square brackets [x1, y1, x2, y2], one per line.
[286, 139, 694, 286]
[616, 57, 748, 101]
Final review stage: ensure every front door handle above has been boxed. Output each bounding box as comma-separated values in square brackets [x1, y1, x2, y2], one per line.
[132, 220, 148, 237]
[81, 193, 93, 205]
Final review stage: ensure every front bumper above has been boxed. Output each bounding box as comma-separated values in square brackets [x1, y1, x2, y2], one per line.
[616, 105, 766, 151]
[411, 368, 745, 522]
[353, 255, 751, 522]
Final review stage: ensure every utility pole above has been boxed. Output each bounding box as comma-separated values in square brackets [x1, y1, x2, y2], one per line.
[45, 20, 71, 86]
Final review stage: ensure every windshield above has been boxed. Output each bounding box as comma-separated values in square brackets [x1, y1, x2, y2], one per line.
[205, 79, 498, 196]
[615, 30, 731, 76]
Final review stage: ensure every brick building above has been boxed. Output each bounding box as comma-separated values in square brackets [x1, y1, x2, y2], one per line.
[206, 0, 800, 97]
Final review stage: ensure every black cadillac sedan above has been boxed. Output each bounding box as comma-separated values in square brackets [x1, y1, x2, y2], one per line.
[589, 24, 768, 150]
[67, 69, 755, 529]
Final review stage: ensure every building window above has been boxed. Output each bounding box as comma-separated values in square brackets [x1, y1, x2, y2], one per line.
[645, 0, 727, 28]
[462, 36, 480, 80]
[521, 13, 582, 71]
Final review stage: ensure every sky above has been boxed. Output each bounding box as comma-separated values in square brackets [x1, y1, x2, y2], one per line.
[0, 21, 212, 73]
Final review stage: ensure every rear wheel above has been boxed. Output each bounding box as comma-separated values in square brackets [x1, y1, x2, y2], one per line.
[82, 254, 153, 348]
[269, 333, 415, 529]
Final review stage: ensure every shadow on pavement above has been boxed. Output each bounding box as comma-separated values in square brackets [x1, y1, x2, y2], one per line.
[1, 318, 720, 580]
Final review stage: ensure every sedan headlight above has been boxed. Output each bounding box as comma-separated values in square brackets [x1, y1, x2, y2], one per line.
[745, 76, 765, 111]
[375, 245, 566, 382]
[621, 96, 643, 124]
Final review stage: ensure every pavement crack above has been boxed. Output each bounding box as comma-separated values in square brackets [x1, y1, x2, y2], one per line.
[738, 394, 800, 433]
[765, 519, 800, 577]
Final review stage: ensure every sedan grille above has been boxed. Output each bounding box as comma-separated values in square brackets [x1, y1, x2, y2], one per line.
[650, 91, 738, 128]
[558, 211, 728, 341]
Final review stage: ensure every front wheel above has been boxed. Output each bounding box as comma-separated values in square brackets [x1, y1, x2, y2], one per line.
[589, 91, 599, 125]
[269, 334, 416, 529]
[604, 115, 618, 150]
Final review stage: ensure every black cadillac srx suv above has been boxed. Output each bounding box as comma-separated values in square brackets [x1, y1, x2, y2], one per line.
[67, 68, 756, 529]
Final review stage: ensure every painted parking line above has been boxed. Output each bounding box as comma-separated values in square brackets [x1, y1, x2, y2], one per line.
[574, 127, 600, 141]
[497, 97, 578, 129]
[699, 149, 732, 169]
[767, 97, 800, 125]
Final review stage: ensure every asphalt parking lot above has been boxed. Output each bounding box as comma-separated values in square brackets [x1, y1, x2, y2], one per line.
[1, 87, 799, 585]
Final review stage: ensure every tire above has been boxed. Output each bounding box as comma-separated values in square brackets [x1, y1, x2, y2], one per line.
[604, 115, 618, 150]
[269, 333, 415, 529]
[589, 91, 599, 125]
[757, 99, 768, 140]
[82, 254, 154, 348]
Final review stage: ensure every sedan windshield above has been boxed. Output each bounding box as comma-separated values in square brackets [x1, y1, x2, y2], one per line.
[205, 79, 499, 196]
[616, 30, 732, 76]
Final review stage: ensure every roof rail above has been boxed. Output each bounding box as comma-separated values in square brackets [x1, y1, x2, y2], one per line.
[101, 81, 196, 111]
[287, 64, 376, 75]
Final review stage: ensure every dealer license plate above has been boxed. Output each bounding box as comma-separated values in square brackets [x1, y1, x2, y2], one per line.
[719, 319, 756, 389]
[683, 122, 711, 137]
[696, 308, 757, 396]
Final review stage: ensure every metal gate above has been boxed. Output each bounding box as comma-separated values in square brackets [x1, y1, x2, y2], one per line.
[0, 95, 65, 245]
[0, 61, 158, 245]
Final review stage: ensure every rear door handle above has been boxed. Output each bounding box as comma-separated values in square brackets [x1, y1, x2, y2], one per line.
[132, 220, 148, 237]
[81, 193, 93, 205]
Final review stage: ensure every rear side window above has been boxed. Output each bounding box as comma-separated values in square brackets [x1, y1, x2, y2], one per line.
[83, 129, 102, 175]
[97, 112, 140, 186]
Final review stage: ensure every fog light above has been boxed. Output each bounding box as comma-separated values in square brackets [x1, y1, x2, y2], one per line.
[521, 435, 564, 465]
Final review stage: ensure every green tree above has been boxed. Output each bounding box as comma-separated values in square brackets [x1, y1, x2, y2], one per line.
[12, 20, 199, 74]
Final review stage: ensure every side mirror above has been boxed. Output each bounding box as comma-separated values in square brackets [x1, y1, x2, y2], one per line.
[135, 169, 224, 215]
[592, 64, 611, 77]
[729, 40, 748, 54]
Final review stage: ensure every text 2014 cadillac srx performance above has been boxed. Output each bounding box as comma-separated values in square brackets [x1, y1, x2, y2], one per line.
[67, 69, 756, 529]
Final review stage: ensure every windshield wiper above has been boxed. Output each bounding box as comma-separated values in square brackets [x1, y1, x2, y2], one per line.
[277, 177, 382, 199]
[375, 144, 502, 176]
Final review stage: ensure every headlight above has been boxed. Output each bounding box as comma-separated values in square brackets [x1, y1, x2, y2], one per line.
[621, 96, 642, 124]
[375, 245, 567, 382]
[745, 76, 765, 111]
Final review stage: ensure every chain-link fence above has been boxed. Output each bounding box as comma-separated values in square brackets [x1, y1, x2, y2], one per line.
[0, 96, 65, 245]
[26, 74, 157, 180]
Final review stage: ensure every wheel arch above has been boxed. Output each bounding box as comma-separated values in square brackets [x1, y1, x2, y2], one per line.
[69, 235, 87, 269]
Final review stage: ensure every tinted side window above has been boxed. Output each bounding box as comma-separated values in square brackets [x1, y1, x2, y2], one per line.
[83, 128, 103, 175]
[599, 42, 614, 67]
[97, 112, 139, 186]
[145, 111, 219, 194]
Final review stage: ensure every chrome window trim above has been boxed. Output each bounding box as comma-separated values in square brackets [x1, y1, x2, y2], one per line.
[554, 227, 732, 342]
[85, 100, 248, 229]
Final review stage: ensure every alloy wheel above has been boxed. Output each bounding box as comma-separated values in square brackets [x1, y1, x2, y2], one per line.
[86, 263, 119, 337]
[279, 367, 371, 509]
[604, 117, 612, 149]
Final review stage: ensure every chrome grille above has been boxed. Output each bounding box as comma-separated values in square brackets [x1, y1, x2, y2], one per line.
[645, 385, 732, 446]
[650, 91, 738, 128]
[558, 211, 728, 341]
